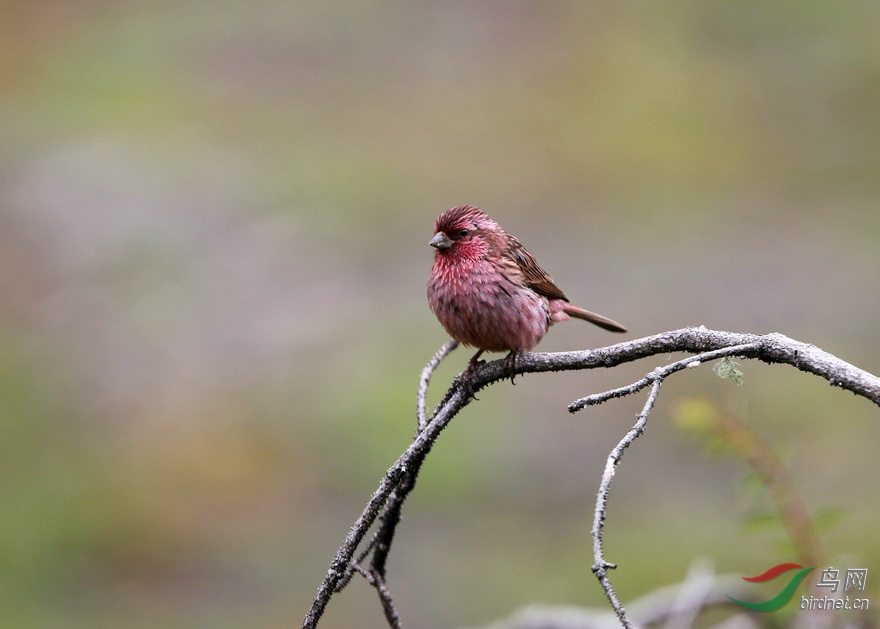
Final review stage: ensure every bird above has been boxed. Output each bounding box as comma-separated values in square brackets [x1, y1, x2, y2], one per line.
[427, 205, 626, 380]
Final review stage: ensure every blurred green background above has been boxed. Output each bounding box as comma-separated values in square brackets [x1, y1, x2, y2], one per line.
[1, 2, 879, 628]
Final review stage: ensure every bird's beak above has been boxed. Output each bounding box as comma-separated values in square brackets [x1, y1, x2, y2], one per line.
[429, 232, 453, 250]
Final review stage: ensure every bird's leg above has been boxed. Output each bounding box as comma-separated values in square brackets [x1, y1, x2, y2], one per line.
[464, 349, 485, 380]
[459, 349, 485, 398]
[504, 349, 523, 384]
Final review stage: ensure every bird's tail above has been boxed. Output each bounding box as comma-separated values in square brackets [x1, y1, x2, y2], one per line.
[562, 304, 627, 333]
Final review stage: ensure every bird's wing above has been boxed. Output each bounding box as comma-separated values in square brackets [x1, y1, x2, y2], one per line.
[504, 235, 569, 301]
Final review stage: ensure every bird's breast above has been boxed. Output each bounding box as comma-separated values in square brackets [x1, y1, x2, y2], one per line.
[427, 256, 550, 352]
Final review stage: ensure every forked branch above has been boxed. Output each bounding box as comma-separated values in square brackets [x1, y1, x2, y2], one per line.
[302, 327, 880, 629]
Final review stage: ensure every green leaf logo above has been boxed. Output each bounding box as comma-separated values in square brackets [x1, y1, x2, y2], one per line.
[728, 563, 814, 612]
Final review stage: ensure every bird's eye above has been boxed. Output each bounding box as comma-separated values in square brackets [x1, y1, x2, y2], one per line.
[457, 228, 470, 238]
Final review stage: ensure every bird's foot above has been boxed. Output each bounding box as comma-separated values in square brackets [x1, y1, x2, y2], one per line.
[459, 350, 485, 399]
[504, 349, 523, 384]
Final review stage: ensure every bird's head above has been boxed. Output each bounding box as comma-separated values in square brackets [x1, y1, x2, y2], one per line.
[430, 205, 499, 255]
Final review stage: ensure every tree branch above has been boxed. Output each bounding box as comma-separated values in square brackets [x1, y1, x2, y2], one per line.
[417, 338, 459, 432]
[302, 327, 880, 629]
[568, 343, 760, 411]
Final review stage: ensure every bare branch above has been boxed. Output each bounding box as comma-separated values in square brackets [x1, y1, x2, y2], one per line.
[335, 338, 458, 596]
[353, 563, 405, 629]
[501, 329, 880, 405]
[302, 385, 470, 628]
[373, 571, 405, 629]
[581, 343, 765, 628]
[569, 343, 761, 412]
[591, 379, 662, 629]
[303, 327, 880, 629]
[417, 338, 458, 431]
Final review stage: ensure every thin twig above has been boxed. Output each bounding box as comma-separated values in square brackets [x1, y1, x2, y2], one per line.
[569, 343, 760, 412]
[373, 571, 405, 629]
[369, 470, 417, 578]
[591, 379, 663, 629]
[333, 525, 380, 591]
[581, 344, 761, 628]
[417, 339, 458, 432]
[355, 565, 405, 629]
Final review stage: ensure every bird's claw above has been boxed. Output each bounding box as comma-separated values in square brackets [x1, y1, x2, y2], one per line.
[457, 349, 521, 397]
[464, 358, 486, 381]
[504, 349, 522, 384]
[458, 372, 479, 400]
[459, 358, 485, 399]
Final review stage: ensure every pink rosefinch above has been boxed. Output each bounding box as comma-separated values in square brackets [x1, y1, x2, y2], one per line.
[427, 205, 626, 376]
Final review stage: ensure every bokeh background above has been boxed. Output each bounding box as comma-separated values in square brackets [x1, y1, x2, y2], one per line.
[1, 2, 879, 628]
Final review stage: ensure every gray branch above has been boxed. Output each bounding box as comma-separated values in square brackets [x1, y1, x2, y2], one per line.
[589, 379, 662, 629]
[302, 327, 880, 629]
[417, 338, 459, 432]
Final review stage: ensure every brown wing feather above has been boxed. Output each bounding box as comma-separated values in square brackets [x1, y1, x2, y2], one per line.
[504, 235, 569, 301]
